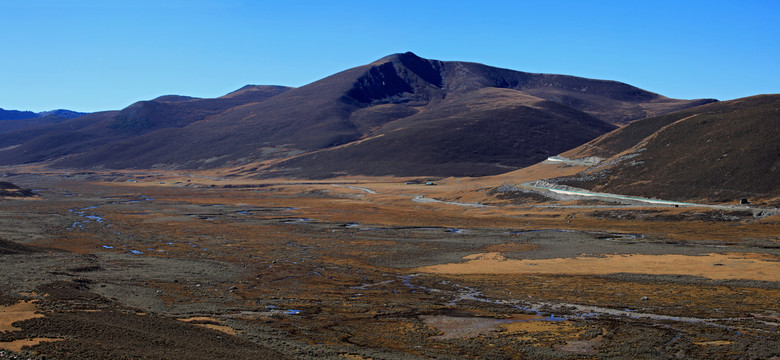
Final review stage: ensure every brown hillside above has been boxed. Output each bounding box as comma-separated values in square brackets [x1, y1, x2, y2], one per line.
[555, 95, 780, 201]
[266, 91, 615, 178]
[0, 52, 713, 177]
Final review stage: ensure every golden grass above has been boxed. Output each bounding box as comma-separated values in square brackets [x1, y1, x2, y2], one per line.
[0, 338, 64, 352]
[0, 300, 62, 352]
[416, 252, 780, 281]
[0, 300, 43, 332]
[179, 317, 239, 335]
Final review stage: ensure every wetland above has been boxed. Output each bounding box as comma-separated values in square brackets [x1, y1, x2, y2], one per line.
[0, 169, 778, 359]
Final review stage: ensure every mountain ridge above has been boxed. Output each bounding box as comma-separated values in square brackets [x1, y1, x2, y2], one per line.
[0, 108, 88, 133]
[0, 52, 718, 178]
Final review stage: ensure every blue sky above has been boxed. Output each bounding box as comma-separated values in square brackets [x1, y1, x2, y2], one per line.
[2, 0, 778, 112]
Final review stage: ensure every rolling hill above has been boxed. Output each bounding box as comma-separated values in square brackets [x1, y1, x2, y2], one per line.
[0, 52, 716, 177]
[0, 108, 87, 133]
[552, 94, 780, 202]
[0, 108, 38, 121]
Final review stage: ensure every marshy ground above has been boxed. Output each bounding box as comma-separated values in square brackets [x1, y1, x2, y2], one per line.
[0, 168, 778, 359]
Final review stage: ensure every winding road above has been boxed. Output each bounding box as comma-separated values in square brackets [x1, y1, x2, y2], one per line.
[522, 181, 778, 214]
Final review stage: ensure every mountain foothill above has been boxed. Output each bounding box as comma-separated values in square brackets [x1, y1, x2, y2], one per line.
[553, 94, 780, 201]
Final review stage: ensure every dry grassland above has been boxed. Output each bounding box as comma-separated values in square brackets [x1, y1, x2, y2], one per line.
[0, 165, 777, 359]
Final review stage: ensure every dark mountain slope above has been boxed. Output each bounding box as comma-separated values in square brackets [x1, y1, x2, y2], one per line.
[1, 52, 714, 177]
[110, 85, 292, 135]
[56, 56, 443, 169]
[0, 115, 67, 134]
[0, 86, 290, 167]
[186, 54, 448, 150]
[434, 59, 716, 124]
[38, 109, 86, 119]
[219, 85, 293, 102]
[267, 89, 616, 178]
[0, 108, 88, 133]
[554, 95, 780, 201]
[0, 111, 121, 164]
[185, 52, 712, 152]
[0, 108, 37, 120]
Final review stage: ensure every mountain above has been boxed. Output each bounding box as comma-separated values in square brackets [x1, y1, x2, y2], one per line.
[0, 52, 715, 177]
[263, 91, 616, 177]
[0, 108, 38, 120]
[37, 109, 86, 119]
[0, 108, 88, 133]
[107, 86, 291, 136]
[551, 94, 780, 202]
[0, 86, 291, 165]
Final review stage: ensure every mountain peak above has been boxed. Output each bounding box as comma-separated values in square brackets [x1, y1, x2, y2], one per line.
[372, 51, 423, 65]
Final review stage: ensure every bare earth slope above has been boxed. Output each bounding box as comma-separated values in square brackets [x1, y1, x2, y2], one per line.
[554, 94, 780, 202]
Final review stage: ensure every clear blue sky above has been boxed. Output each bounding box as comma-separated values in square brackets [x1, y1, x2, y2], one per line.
[2, 0, 778, 112]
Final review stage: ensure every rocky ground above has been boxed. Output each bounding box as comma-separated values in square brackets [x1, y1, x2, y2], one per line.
[0, 170, 778, 359]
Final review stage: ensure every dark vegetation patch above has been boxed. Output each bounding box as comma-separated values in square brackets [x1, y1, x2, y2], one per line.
[16, 310, 286, 360]
[587, 209, 663, 221]
[403, 178, 442, 185]
[36, 281, 109, 305]
[600, 273, 780, 289]
[571, 199, 624, 206]
[587, 209, 756, 222]
[66, 265, 103, 273]
[1, 281, 289, 360]
[0, 181, 36, 198]
[487, 186, 554, 204]
[0, 238, 37, 255]
[647, 210, 756, 222]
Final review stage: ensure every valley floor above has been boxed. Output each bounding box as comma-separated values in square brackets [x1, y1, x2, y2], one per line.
[0, 168, 778, 359]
